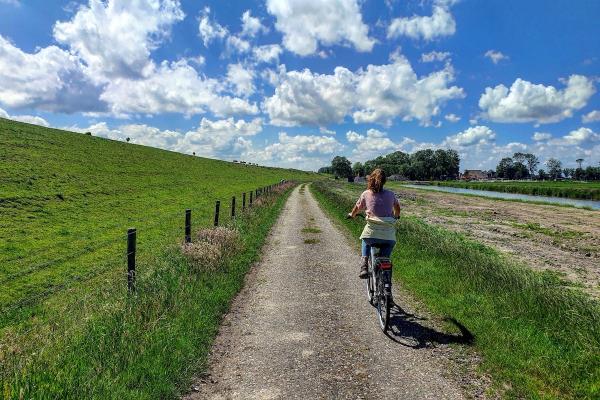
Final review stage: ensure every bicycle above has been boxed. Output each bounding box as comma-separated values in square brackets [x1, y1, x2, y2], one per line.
[365, 243, 393, 332]
[347, 213, 394, 332]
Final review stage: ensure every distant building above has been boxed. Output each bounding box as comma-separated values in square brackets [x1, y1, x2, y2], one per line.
[461, 170, 488, 180]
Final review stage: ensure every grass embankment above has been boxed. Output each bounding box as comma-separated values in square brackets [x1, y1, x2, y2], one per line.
[0, 118, 314, 316]
[311, 180, 600, 399]
[430, 180, 600, 200]
[0, 118, 315, 398]
[2, 184, 294, 398]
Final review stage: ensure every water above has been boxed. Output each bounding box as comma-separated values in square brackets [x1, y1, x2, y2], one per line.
[403, 184, 600, 210]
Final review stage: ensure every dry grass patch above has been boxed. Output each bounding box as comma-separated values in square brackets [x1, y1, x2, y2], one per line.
[181, 227, 242, 270]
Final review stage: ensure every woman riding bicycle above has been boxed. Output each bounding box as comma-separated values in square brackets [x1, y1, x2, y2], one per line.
[347, 169, 400, 279]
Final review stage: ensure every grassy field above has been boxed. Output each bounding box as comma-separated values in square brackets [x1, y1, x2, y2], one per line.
[0, 118, 314, 398]
[429, 180, 600, 200]
[311, 180, 600, 399]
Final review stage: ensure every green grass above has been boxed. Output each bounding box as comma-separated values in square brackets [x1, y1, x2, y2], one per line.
[0, 118, 314, 315]
[311, 180, 600, 400]
[0, 118, 316, 398]
[301, 227, 322, 233]
[430, 180, 600, 200]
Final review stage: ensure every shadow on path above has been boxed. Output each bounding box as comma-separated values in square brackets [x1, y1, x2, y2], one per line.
[383, 301, 474, 349]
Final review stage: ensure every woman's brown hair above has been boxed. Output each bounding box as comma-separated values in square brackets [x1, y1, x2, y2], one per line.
[367, 168, 386, 193]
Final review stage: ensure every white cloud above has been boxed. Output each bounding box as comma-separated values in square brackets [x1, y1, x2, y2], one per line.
[263, 65, 356, 126]
[244, 132, 342, 170]
[0, 35, 104, 113]
[264, 55, 464, 127]
[421, 51, 450, 62]
[198, 6, 228, 47]
[346, 129, 399, 161]
[0, 0, 19, 6]
[101, 60, 258, 117]
[484, 50, 509, 64]
[241, 10, 268, 37]
[443, 125, 496, 147]
[253, 44, 283, 64]
[0, 107, 49, 126]
[445, 113, 460, 122]
[582, 110, 600, 123]
[352, 54, 464, 125]
[226, 63, 255, 97]
[266, 0, 374, 56]
[388, 3, 455, 41]
[532, 132, 552, 141]
[556, 127, 600, 146]
[54, 0, 184, 81]
[479, 75, 596, 124]
[71, 117, 263, 159]
[226, 35, 251, 54]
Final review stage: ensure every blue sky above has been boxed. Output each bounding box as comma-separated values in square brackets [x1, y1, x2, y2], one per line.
[0, 0, 598, 171]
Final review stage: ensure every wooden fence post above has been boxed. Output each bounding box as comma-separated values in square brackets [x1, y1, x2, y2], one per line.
[249, 191, 253, 206]
[231, 196, 236, 218]
[242, 192, 246, 211]
[185, 209, 191, 243]
[214, 201, 220, 226]
[127, 228, 136, 293]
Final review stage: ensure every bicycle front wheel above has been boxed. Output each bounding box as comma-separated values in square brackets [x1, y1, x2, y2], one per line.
[365, 259, 374, 305]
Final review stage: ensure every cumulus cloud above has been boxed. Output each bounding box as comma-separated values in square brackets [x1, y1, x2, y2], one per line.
[479, 75, 596, 124]
[253, 44, 283, 64]
[54, 0, 184, 81]
[198, 6, 228, 47]
[266, 0, 374, 56]
[71, 117, 263, 159]
[556, 127, 600, 146]
[0, 107, 49, 126]
[249, 132, 342, 169]
[101, 60, 258, 117]
[263, 55, 464, 127]
[421, 51, 450, 62]
[445, 113, 460, 122]
[582, 110, 600, 123]
[0, 35, 105, 113]
[241, 10, 268, 37]
[443, 125, 496, 147]
[532, 132, 552, 141]
[346, 129, 400, 161]
[484, 50, 509, 64]
[263, 66, 356, 126]
[388, 2, 455, 41]
[226, 63, 255, 97]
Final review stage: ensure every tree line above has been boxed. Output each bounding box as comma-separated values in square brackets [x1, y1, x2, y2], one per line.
[495, 153, 600, 181]
[318, 149, 460, 181]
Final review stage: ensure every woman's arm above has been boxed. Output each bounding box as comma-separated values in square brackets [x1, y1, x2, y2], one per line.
[348, 204, 361, 218]
[393, 202, 400, 218]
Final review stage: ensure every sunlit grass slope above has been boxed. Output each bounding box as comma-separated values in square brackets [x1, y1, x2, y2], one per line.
[0, 118, 314, 317]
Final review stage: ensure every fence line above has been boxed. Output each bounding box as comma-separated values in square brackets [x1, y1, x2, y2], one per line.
[2, 181, 289, 316]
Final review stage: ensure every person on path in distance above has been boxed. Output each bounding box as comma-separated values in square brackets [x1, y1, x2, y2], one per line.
[347, 169, 400, 278]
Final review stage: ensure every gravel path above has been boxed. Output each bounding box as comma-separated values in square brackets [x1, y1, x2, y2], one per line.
[184, 185, 474, 400]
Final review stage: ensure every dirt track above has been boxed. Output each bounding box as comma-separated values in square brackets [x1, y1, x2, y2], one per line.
[392, 186, 600, 298]
[184, 185, 483, 400]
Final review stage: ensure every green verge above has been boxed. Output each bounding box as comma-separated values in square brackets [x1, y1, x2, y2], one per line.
[310, 180, 600, 400]
[429, 180, 600, 201]
[1, 187, 293, 399]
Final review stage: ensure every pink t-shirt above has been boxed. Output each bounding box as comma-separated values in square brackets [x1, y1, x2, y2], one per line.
[355, 189, 399, 218]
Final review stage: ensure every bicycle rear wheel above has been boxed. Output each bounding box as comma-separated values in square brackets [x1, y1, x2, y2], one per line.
[365, 258, 374, 305]
[377, 272, 391, 332]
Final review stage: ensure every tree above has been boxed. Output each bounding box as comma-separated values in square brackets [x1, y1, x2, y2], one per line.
[563, 168, 574, 179]
[126, 137, 130, 143]
[331, 156, 352, 178]
[192, 152, 196, 156]
[546, 158, 562, 180]
[538, 169, 547, 180]
[352, 162, 365, 177]
[513, 152, 527, 165]
[513, 162, 529, 179]
[524, 153, 539, 178]
[496, 157, 515, 179]
[576, 158, 584, 169]
[85, 131, 92, 136]
[318, 166, 334, 174]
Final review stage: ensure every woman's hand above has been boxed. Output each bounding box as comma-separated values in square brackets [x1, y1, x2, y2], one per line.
[346, 212, 354, 219]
